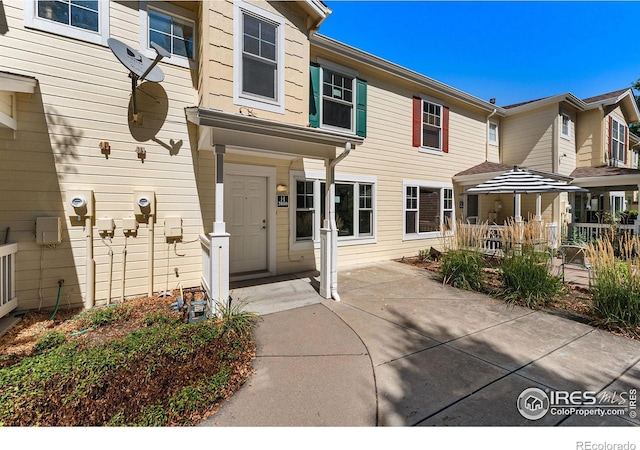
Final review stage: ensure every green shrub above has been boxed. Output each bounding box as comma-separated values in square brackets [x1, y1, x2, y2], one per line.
[33, 331, 67, 354]
[440, 249, 484, 291]
[75, 304, 132, 328]
[499, 247, 562, 307]
[587, 238, 640, 328]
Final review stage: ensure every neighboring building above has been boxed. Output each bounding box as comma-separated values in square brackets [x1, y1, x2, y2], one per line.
[1, 1, 639, 319]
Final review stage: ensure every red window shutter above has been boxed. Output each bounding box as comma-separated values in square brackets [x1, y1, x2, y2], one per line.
[608, 115, 613, 162]
[442, 106, 450, 153]
[412, 97, 421, 147]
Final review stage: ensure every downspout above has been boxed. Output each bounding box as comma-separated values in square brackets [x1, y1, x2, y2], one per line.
[486, 108, 497, 161]
[328, 142, 352, 301]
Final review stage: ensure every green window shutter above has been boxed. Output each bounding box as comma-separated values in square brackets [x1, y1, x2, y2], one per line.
[356, 78, 367, 138]
[309, 63, 320, 128]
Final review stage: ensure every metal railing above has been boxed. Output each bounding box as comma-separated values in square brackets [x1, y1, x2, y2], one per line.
[568, 222, 639, 243]
[0, 243, 17, 319]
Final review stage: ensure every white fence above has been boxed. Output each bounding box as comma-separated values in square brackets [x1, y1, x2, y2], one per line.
[569, 222, 639, 243]
[466, 222, 559, 256]
[0, 243, 17, 319]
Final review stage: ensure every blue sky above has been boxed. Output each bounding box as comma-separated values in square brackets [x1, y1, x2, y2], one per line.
[319, 1, 640, 106]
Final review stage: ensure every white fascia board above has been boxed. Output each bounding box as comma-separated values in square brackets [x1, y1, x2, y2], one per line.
[0, 73, 37, 94]
[310, 34, 505, 115]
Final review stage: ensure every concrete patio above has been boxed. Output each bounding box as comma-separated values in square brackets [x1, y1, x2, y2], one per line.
[203, 260, 640, 427]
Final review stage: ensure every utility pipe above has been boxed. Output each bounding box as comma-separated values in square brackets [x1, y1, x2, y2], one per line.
[85, 216, 95, 309]
[326, 142, 352, 302]
[148, 215, 154, 297]
[102, 237, 113, 305]
[121, 235, 128, 303]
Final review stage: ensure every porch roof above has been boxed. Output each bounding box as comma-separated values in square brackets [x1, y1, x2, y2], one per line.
[185, 107, 363, 160]
[571, 165, 640, 190]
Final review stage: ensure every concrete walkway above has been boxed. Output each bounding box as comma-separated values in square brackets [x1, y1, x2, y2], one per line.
[201, 261, 640, 427]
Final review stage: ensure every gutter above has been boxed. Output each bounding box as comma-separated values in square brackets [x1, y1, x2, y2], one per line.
[327, 142, 352, 302]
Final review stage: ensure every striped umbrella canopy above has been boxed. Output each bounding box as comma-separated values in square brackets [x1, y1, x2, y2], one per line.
[464, 167, 587, 194]
[463, 166, 587, 223]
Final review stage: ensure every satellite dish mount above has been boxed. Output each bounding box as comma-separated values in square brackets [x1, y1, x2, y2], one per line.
[108, 38, 169, 123]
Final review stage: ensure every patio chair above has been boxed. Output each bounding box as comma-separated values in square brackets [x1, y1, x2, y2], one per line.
[559, 245, 591, 288]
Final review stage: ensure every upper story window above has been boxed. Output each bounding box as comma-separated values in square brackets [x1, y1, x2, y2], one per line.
[139, 2, 195, 68]
[322, 68, 355, 131]
[561, 113, 571, 139]
[488, 121, 498, 146]
[412, 97, 450, 154]
[610, 116, 627, 164]
[234, 0, 285, 114]
[24, 0, 110, 46]
[309, 61, 367, 137]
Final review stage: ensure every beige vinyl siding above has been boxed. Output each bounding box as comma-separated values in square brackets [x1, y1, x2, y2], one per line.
[1, 1, 202, 310]
[502, 105, 556, 172]
[576, 109, 603, 167]
[202, 0, 310, 124]
[279, 49, 493, 269]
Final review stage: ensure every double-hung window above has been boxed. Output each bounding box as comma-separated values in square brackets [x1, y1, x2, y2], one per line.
[404, 182, 454, 239]
[611, 117, 626, 164]
[412, 97, 450, 153]
[139, 2, 196, 67]
[561, 113, 571, 139]
[292, 174, 376, 247]
[322, 68, 355, 132]
[234, 1, 285, 113]
[309, 61, 367, 137]
[488, 121, 498, 146]
[24, 0, 110, 45]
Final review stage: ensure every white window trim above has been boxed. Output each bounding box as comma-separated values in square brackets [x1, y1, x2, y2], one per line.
[402, 180, 454, 241]
[561, 113, 571, 140]
[289, 170, 377, 251]
[488, 120, 499, 146]
[610, 192, 625, 214]
[418, 96, 444, 153]
[317, 58, 358, 135]
[633, 149, 639, 169]
[233, 0, 286, 114]
[611, 116, 626, 164]
[24, 0, 109, 46]
[139, 1, 196, 69]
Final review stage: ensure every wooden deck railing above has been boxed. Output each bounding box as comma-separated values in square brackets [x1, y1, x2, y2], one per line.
[0, 243, 17, 319]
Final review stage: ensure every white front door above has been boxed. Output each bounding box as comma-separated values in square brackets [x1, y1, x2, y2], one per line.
[225, 174, 268, 274]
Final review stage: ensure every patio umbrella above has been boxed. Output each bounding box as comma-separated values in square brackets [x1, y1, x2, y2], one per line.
[463, 166, 587, 221]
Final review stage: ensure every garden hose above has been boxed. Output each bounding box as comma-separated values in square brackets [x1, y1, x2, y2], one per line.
[50, 279, 64, 321]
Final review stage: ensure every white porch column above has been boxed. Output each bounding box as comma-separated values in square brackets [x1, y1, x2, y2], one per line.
[535, 193, 542, 221]
[514, 193, 523, 222]
[320, 158, 336, 299]
[208, 145, 230, 317]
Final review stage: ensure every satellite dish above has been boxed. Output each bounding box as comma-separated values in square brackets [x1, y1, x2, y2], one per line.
[107, 38, 169, 122]
[108, 38, 164, 83]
